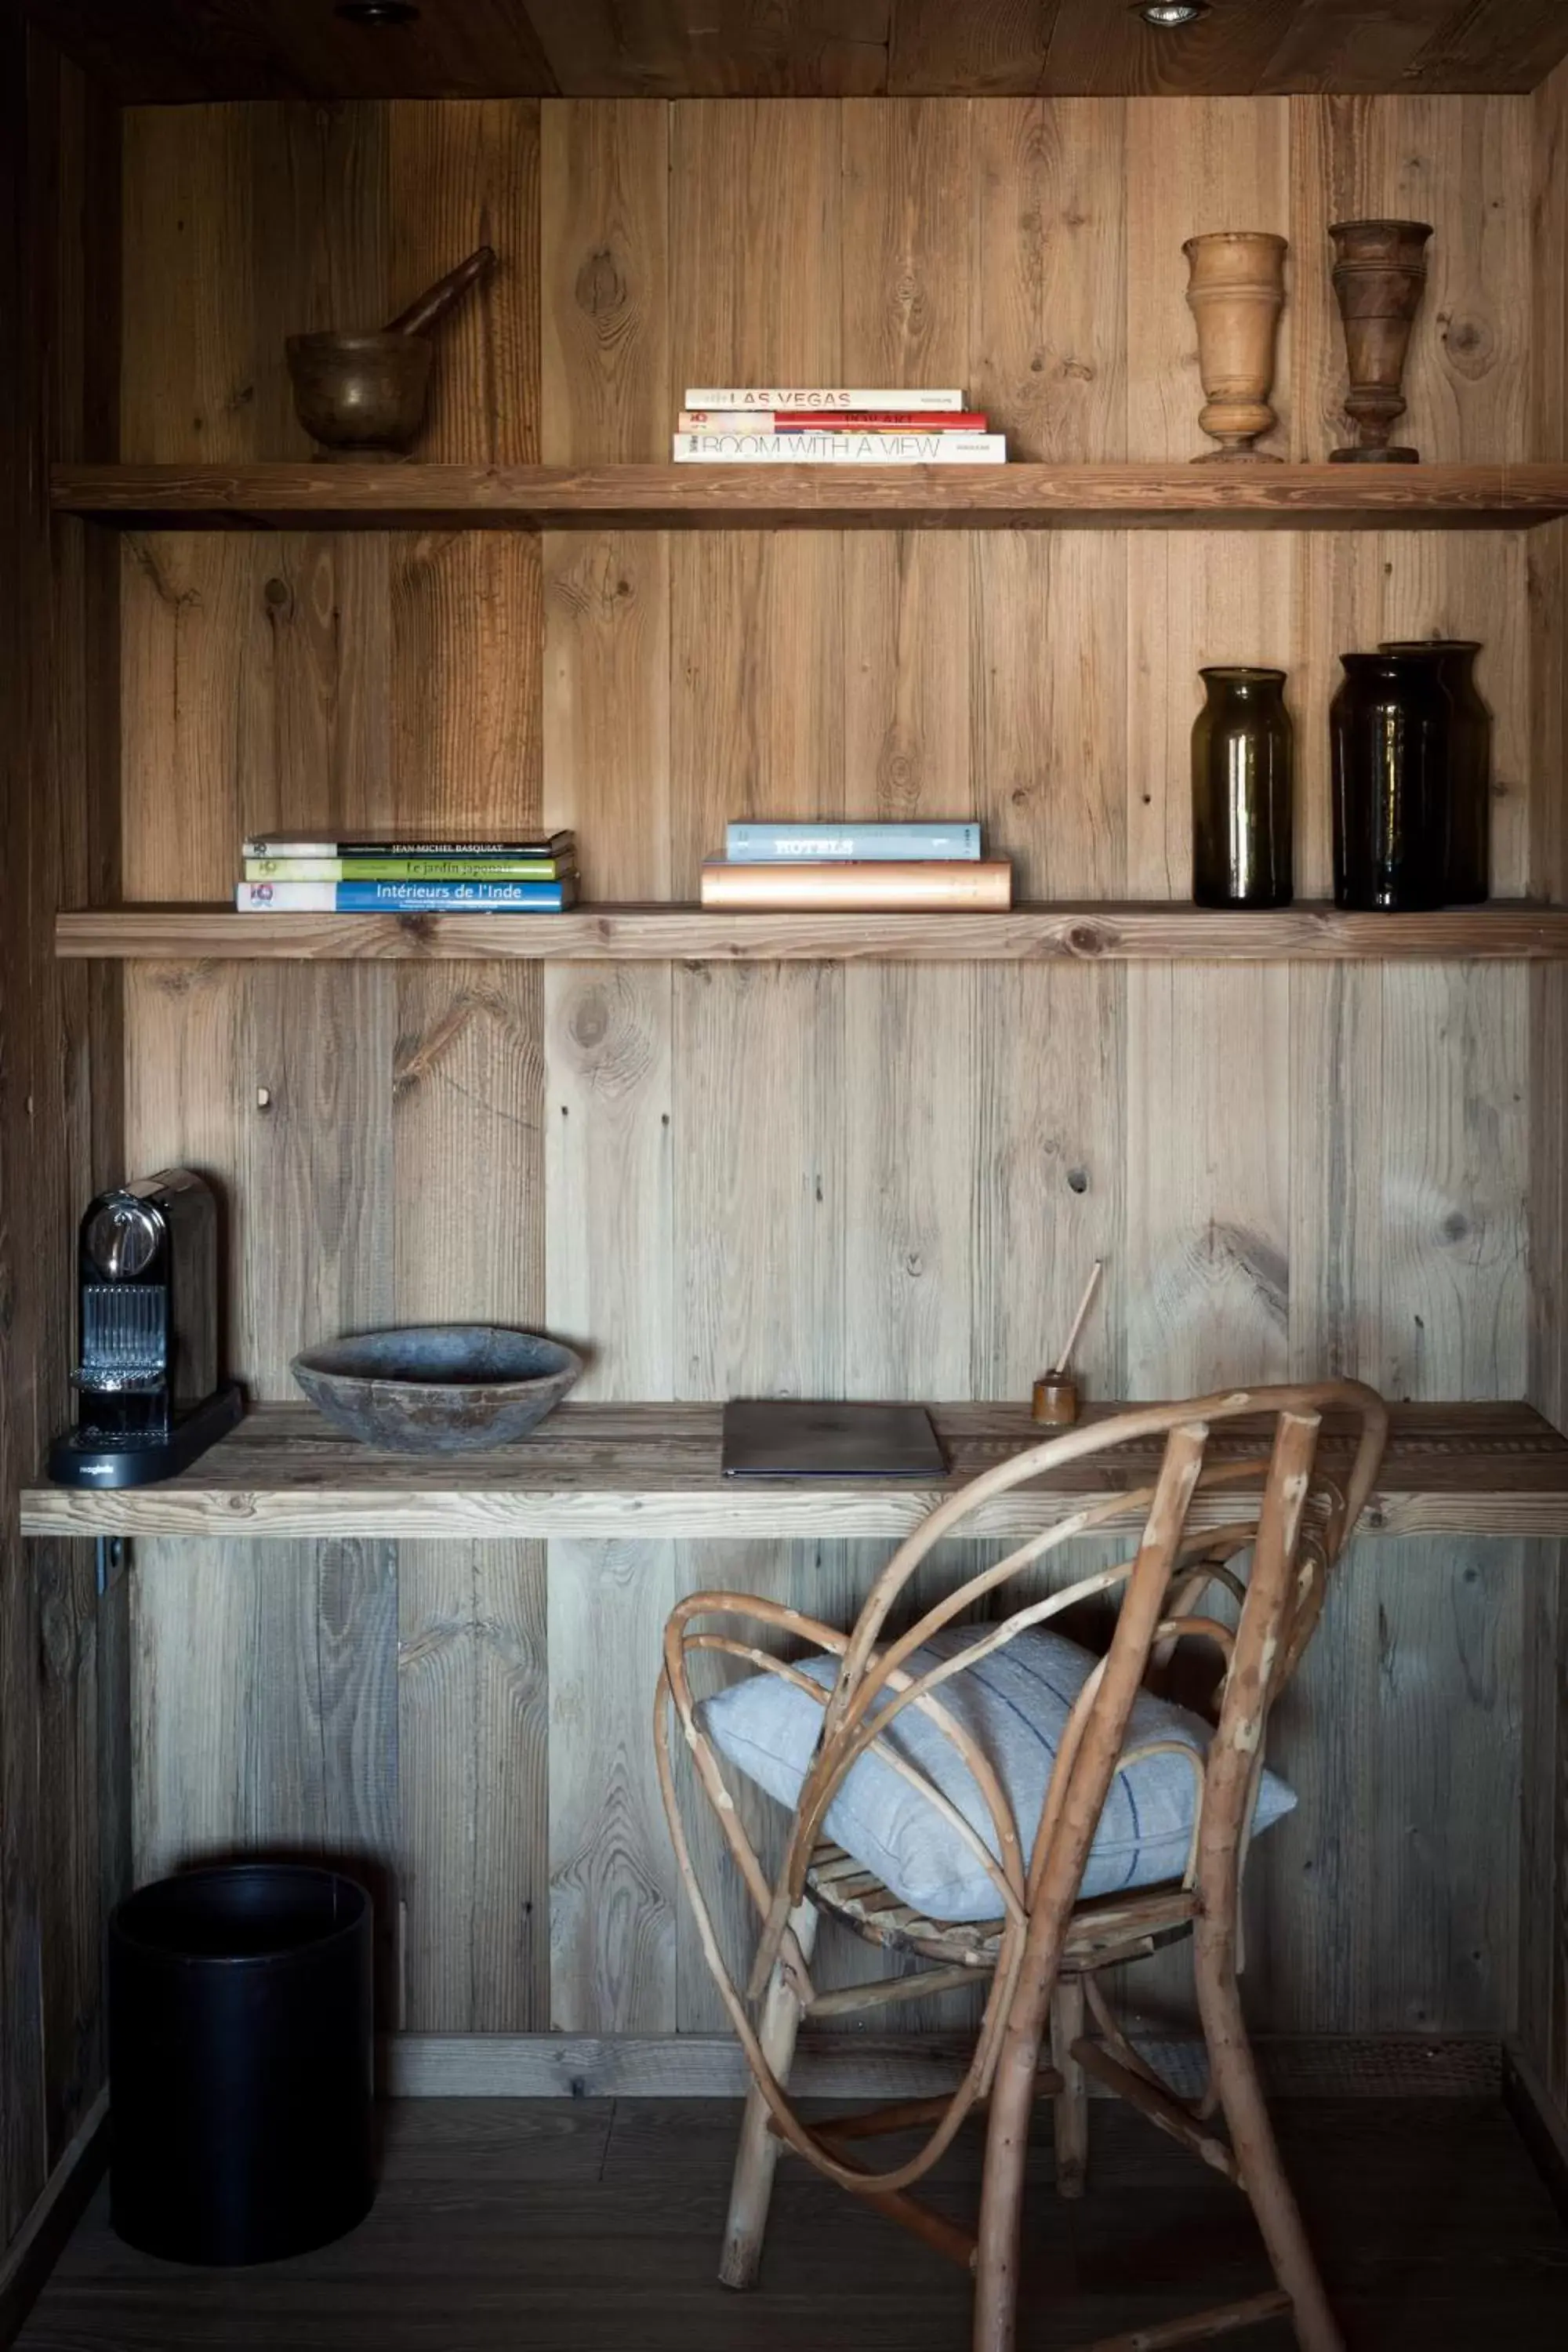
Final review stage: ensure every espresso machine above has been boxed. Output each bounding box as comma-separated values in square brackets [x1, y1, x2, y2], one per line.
[49, 1170, 242, 1488]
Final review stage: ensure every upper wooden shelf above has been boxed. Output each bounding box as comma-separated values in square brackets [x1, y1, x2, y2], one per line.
[53, 904, 1568, 964]
[49, 461, 1568, 532]
[19, 1400, 1568, 1542]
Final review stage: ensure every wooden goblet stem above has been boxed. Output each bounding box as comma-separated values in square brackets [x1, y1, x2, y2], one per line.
[1328, 217, 1432, 464]
[1182, 231, 1287, 465]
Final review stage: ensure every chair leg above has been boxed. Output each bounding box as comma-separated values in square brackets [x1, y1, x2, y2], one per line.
[1194, 1918, 1343, 2352]
[1049, 1973, 1087, 2199]
[719, 1900, 818, 2291]
[974, 1994, 1054, 2352]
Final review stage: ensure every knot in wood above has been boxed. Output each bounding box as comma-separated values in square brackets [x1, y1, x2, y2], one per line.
[1066, 923, 1108, 957]
[575, 245, 627, 321]
[570, 991, 610, 1051]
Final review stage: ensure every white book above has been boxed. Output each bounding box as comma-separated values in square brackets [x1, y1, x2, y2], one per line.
[673, 431, 1007, 465]
[684, 387, 966, 411]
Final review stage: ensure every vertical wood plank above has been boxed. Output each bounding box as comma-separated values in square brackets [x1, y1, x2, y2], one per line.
[396, 1541, 548, 2033]
[1247, 1542, 1523, 2034]
[539, 100, 678, 2035]
[1121, 101, 1293, 1402]
[664, 100, 849, 2027]
[839, 100, 976, 1407]
[548, 1541, 679, 2033]
[541, 97, 673, 1395]
[971, 965, 1127, 1404]
[9, 42, 125, 2201]
[120, 106, 256, 467]
[541, 100, 670, 466]
[967, 96, 1129, 1417]
[1526, 56, 1568, 2114]
[383, 101, 549, 2035]
[969, 97, 1127, 463]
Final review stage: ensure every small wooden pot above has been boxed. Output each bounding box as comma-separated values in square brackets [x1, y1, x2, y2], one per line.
[1327, 218, 1432, 464]
[1182, 231, 1287, 464]
[1031, 1374, 1080, 1429]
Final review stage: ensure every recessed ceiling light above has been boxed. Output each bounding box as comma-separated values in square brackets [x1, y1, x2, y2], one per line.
[1134, 1, 1210, 25]
[334, 2, 420, 24]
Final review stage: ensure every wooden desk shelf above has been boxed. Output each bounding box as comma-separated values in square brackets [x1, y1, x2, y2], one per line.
[20, 1400, 1568, 1542]
[53, 903, 1568, 964]
[50, 460, 1568, 532]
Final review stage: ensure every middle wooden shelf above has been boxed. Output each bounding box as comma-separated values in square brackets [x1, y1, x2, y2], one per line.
[20, 1401, 1568, 1541]
[53, 903, 1568, 964]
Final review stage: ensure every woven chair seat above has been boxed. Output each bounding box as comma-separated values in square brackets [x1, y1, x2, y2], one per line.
[804, 1838, 1199, 1971]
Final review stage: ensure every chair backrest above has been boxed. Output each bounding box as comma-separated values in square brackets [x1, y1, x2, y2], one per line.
[735, 1382, 1384, 1994]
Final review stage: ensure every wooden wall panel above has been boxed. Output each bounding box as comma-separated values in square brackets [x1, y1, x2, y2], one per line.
[2, 13, 122, 2259]
[1524, 55, 1568, 2125]
[120, 99, 549, 2034]
[118, 89, 1549, 2056]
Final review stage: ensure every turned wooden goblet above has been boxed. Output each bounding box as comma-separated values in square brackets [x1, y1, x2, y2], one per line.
[1182, 230, 1287, 463]
[1328, 218, 1432, 463]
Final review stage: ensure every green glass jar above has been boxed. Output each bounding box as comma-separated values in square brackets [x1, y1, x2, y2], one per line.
[1379, 638, 1490, 904]
[1330, 652, 1446, 911]
[1191, 667, 1294, 909]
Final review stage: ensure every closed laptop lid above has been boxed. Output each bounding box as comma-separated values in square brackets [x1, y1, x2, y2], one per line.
[721, 1399, 946, 1479]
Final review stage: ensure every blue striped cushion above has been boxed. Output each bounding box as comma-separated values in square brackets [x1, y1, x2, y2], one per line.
[699, 1623, 1295, 1922]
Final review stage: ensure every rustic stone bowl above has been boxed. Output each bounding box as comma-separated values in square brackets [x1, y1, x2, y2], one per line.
[291, 1326, 583, 1454]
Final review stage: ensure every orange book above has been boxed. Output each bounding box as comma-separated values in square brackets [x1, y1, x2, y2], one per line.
[699, 860, 1012, 912]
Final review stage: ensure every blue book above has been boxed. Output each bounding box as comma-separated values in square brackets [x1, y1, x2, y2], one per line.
[237, 879, 577, 912]
[724, 821, 982, 862]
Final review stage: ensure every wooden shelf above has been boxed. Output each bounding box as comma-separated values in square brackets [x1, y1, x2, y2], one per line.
[20, 1401, 1568, 1542]
[53, 903, 1568, 964]
[50, 460, 1568, 532]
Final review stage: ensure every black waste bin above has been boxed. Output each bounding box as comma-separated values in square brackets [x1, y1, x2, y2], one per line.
[109, 1864, 374, 2265]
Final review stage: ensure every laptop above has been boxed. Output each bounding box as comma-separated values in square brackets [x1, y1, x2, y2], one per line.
[720, 1399, 947, 1479]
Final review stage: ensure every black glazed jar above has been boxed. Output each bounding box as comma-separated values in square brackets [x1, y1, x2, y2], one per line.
[1378, 638, 1490, 904]
[1330, 651, 1449, 911]
[1190, 666, 1294, 909]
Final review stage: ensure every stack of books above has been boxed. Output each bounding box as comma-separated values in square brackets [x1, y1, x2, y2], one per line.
[235, 833, 579, 913]
[673, 387, 1006, 466]
[699, 822, 1012, 911]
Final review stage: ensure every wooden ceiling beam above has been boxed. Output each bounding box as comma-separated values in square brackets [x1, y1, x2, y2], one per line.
[20, 0, 1568, 103]
[22, 0, 560, 100]
[523, 0, 891, 97]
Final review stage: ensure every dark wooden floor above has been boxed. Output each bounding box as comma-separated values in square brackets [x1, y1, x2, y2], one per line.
[16, 2096, 1568, 2350]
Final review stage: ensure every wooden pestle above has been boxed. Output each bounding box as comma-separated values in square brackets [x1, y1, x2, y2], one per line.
[384, 245, 496, 337]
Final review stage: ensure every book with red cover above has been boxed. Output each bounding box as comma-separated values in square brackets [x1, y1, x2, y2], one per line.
[680, 410, 987, 431]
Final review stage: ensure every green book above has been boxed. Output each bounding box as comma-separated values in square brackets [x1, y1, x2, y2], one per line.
[244, 855, 576, 883]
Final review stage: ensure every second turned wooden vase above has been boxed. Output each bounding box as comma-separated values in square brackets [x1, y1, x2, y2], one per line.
[1182, 230, 1287, 463]
[1328, 218, 1432, 463]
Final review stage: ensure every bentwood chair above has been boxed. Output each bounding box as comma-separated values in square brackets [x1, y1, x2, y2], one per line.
[655, 1382, 1388, 2352]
